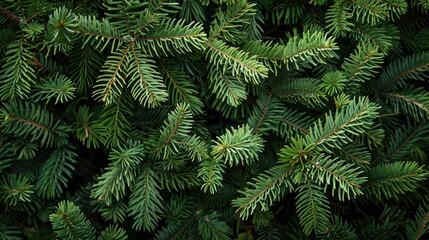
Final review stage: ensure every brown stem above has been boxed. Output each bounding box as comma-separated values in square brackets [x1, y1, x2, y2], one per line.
[0, 7, 20, 26]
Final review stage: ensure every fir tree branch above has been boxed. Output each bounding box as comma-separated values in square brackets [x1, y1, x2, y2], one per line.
[207, 70, 247, 107]
[232, 165, 295, 219]
[295, 181, 330, 235]
[386, 121, 427, 161]
[78, 16, 124, 51]
[165, 110, 185, 146]
[342, 43, 384, 94]
[199, 157, 225, 194]
[127, 44, 168, 107]
[148, 103, 193, 160]
[363, 161, 429, 200]
[130, 44, 157, 102]
[243, 31, 339, 71]
[138, 19, 207, 57]
[350, 0, 388, 25]
[91, 141, 145, 205]
[170, 215, 195, 239]
[414, 211, 429, 240]
[100, 94, 133, 148]
[205, 39, 268, 83]
[36, 146, 77, 199]
[219, 73, 243, 105]
[272, 78, 326, 107]
[50, 201, 96, 240]
[211, 125, 264, 167]
[351, 0, 386, 14]
[308, 155, 366, 201]
[311, 161, 361, 189]
[209, 0, 256, 44]
[0, 174, 33, 207]
[383, 89, 429, 120]
[252, 92, 272, 134]
[304, 97, 379, 153]
[93, 47, 129, 104]
[384, 63, 429, 89]
[334, 144, 371, 169]
[374, 52, 429, 91]
[129, 165, 164, 232]
[1, 101, 70, 147]
[160, 62, 192, 106]
[8, 114, 49, 132]
[0, 38, 37, 100]
[281, 119, 310, 134]
[159, 62, 203, 113]
[325, 0, 354, 36]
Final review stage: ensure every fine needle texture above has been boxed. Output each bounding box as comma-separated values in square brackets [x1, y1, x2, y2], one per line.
[0, 1, 429, 239]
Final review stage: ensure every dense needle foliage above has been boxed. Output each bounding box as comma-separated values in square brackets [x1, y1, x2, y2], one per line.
[1, 0, 429, 239]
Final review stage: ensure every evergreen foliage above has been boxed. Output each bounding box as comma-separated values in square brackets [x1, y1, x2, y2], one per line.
[1, 0, 429, 239]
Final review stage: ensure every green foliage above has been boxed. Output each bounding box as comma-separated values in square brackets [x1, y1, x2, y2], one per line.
[0, 173, 33, 207]
[73, 105, 105, 148]
[0, 142, 15, 172]
[268, 2, 304, 25]
[159, 61, 203, 113]
[211, 124, 264, 167]
[320, 71, 347, 96]
[32, 73, 76, 104]
[92, 47, 130, 105]
[197, 211, 232, 240]
[0, 40, 37, 100]
[350, 0, 388, 25]
[247, 91, 284, 134]
[242, 30, 338, 71]
[309, 156, 366, 201]
[364, 161, 429, 200]
[147, 102, 194, 160]
[100, 94, 133, 148]
[383, 85, 429, 120]
[232, 165, 294, 219]
[91, 140, 145, 205]
[199, 157, 225, 194]
[139, 19, 207, 57]
[0, 223, 22, 240]
[69, 44, 104, 94]
[36, 146, 77, 199]
[98, 225, 128, 240]
[49, 201, 96, 240]
[207, 70, 248, 107]
[126, 45, 169, 107]
[295, 182, 330, 235]
[384, 120, 429, 162]
[404, 195, 429, 240]
[302, 97, 379, 153]
[374, 51, 429, 91]
[341, 43, 384, 94]
[332, 143, 372, 170]
[320, 215, 359, 240]
[276, 107, 313, 139]
[351, 23, 399, 54]
[325, 0, 354, 37]
[209, 0, 256, 44]
[0, 101, 71, 147]
[45, 7, 79, 54]
[128, 165, 164, 232]
[1, 1, 429, 239]
[205, 39, 268, 83]
[97, 201, 128, 224]
[272, 77, 327, 107]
